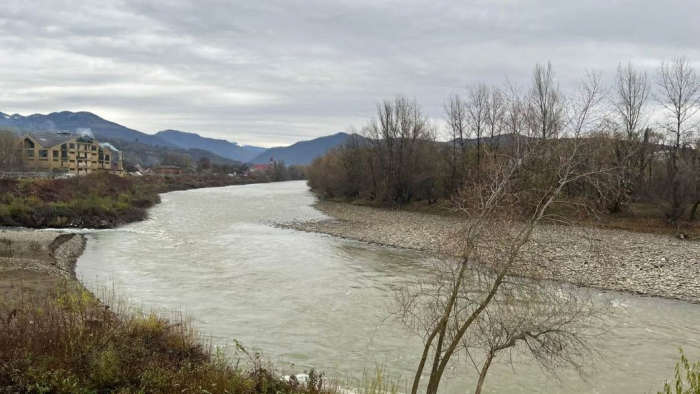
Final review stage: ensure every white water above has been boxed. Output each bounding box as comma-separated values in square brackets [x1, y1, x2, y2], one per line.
[77, 181, 700, 393]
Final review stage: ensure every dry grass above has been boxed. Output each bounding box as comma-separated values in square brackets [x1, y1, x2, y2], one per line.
[0, 282, 337, 394]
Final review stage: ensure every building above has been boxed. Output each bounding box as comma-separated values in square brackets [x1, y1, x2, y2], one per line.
[251, 157, 275, 172]
[19, 132, 124, 175]
[152, 165, 183, 175]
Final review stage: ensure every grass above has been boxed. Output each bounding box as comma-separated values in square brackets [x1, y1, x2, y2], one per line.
[0, 282, 339, 394]
[0, 173, 271, 229]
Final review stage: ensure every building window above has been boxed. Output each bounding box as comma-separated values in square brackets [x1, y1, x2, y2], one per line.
[26, 150, 34, 157]
[39, 150, 48, 158]
[69, 143, 75, 149]
[91, 145, 97, 151]
[24, 139, 34, 149]
[69, 160, 75, 163]
[53, 150, 59, 158]
[61, 151, 68, 159]
[105, 155, 110, 161]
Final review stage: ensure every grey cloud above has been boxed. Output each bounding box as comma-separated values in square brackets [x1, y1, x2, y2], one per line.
[0, 0, 698, 146]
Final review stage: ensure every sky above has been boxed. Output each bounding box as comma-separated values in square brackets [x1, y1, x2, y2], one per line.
[1, 0, 699, 147]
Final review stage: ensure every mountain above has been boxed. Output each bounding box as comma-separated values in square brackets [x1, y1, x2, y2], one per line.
[0, 111, 173, 147]
[101, 138, 241, 168]
[250, 132, 352, 165]
[155, 129, 263, 162]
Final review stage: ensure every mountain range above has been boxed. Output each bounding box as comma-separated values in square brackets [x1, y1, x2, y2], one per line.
[249, 132, 351, 165]
[0, 111, 350, 166]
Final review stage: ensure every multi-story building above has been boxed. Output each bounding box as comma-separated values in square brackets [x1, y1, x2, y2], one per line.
[19, 132, 124, 175]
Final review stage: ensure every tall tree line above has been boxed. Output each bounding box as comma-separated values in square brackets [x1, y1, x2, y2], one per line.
[308, 57, 700, 223]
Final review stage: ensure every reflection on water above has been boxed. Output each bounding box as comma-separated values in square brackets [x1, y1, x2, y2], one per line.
[77, 181, 700, 394]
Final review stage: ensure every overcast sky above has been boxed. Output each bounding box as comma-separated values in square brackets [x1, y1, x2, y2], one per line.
[1, 0, 698, 147]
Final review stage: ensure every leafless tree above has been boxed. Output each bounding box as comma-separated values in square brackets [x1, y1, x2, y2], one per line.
[391, 74, 610, 394]
[485, 86, 505, 151]
[444, 93, 469, 189]
[466, 83, 490, 167]
[363, 95, 436, 203]
[598, 62, 652, 212]
[527, 62, 564, 140]
[613, 62, 650, 140]
[654, 56, 700, 222]
[0, 129, 22, 171]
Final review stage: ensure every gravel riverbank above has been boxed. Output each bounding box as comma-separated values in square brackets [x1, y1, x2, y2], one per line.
[282, 200, 700, 303]
[0, 230, 86, 315]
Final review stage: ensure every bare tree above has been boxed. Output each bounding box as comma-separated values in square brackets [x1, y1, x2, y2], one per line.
[613, 62, 650, 140]
[527, 62, 564, 140]
[654, 56, 700, 222]
[598, 62, 652, 212]
[466, 84, 490, 167]
[444, 93, 469, 189]
[392, 73, 609, 394]
[364, 95, 435, 203]
[485, 86, 505, 152]
[0, 129, 22, 171]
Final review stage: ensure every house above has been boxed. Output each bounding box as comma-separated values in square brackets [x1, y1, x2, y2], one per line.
[130, 164, 155, 176]
[251, 157, 275, 172]
[19, 132, 124, 175]
[153, 165, 183, 175]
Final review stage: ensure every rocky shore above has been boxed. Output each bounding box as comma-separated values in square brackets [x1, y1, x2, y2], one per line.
[0, 230, 86, 315]
[282, 200, 700, 303]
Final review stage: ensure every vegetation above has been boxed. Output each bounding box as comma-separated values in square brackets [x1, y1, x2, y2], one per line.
[0, 129, 22, 171]
[0, 173, 271, 228]
[0, 282, 335, 394]
[307, 57, 700, 236]
[658, 349, 700, 394]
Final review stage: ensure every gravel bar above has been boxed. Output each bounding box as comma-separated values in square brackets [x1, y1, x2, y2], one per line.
[281, 200, 700, 303]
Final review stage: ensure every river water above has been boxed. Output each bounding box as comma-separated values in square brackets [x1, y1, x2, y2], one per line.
[77, 181, 700, 394]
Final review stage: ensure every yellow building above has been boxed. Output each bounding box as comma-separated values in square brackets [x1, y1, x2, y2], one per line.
[19, 132, 124, 175]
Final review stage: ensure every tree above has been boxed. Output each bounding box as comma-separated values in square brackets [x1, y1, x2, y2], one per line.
[160, 152, 193, 170]
[599, 62, 651, 212]
[485, 85, 505, 152]
[527, 62, 564, 141]
[654, 56, 700, 222]
[465, 84, 489, 167]
[444, 93, 469, 189]
[197, 156, 212, 172]
[0, 129, 22, 171]
[392, 71, 609, 394]
[363, 95, 435, 204]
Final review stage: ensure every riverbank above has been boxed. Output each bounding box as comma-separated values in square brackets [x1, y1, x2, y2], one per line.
[0, 228, 333, 393]
[0, 173, 271, 229]
[0, 230, 85, 316]
[282, 200, 700, 303]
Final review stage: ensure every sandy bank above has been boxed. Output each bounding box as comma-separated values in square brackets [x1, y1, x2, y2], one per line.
[282, 200, 700, 303]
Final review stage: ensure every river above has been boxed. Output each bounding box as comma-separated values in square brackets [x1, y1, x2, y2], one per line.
[77, 181, 700, 394]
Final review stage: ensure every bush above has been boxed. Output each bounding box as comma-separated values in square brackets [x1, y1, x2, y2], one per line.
[658, 348, 700, 394]
[0, 173, 268, 229]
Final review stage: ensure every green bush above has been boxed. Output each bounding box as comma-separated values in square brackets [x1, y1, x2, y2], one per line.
[659, 348, 700, 394]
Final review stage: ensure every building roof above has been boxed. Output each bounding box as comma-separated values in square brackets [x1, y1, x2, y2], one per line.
[23, 132, 77, 148]
[154, 165, 182, 169]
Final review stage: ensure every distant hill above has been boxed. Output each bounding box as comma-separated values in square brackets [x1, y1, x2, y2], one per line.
[0, 111, 173, 147]
[155, 129, 263, 162]
[101, 138, 241, 168]
[250, 132, 351, 165]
